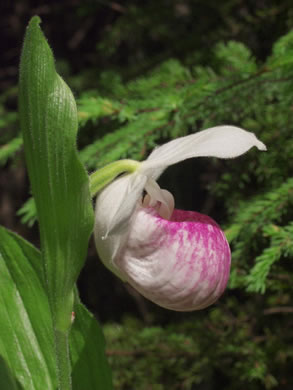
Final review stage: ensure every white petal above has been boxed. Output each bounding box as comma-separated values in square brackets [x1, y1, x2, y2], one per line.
[158, 189, 175, 220]
[144, 179, 175, 219]
[141, 126, 266, 179]
[94, 172, 147, 279]
[95, 173, 147, 238]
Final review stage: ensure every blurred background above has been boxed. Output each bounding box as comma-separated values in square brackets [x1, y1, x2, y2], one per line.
[1, 1, 293, 389]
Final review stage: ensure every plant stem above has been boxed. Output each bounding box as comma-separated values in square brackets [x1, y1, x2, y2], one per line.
[90, 159, 140, 197]
[54, 328, 72, 390]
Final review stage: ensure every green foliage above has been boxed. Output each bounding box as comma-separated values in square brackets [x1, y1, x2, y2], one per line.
[246, 222, 293, 293]
[226, 178, 293, 291]
[19, 16, 94, 332]
[16, 196, 37, 227]
[93, 27, 293, 390]
[0, 136, 21, 166]
[0, 225, 57, 389]
[75, 34, 292, 177]
[104, 303, 288, 390]
[70, 291, 113, 390]
[0, 225, 112, 390]
[0, 88, 20, 165]
[16, 17, 112, 389]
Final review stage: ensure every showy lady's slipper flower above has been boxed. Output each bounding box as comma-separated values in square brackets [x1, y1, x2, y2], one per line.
[93, 126, 266, 311]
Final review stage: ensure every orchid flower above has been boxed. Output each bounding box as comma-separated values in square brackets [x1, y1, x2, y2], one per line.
[93, 126, 266, 311]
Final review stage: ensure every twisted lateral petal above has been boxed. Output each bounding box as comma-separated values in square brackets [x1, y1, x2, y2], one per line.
[142, 126, 267, 179]
[113, 207, 231, 311]
[144, 179, 175, 219]
[94, 173, 147, 280]
[96, 173, 147, 239]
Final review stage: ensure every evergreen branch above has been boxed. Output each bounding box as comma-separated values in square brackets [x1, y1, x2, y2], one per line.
[0, 136, 22, 165]
[246, 222, 293, 293]
[229, 179, 293, 241]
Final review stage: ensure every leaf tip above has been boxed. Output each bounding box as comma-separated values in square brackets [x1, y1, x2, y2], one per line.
[29, 15, 42, 28]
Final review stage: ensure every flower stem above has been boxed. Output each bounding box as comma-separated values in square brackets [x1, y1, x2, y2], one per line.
[54, 328, 72, 390]
[51, 295, 74, 390]
[90, 159, 140, 197]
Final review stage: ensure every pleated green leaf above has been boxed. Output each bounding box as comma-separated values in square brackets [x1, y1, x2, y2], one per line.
[0, 356, 22, 390]
[18, 16, 94, 328]
[0, 226, 56, 390]
[0, 226, 112, 390]
[70, 294, 113, 390]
